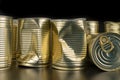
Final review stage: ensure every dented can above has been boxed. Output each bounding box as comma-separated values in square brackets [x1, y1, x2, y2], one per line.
[89, 32, 120, 71]
[51, 18, 87, 70]
[104, 21, 120, 34]
[0, 16, 13, 69]
[17, 18, 50, 67]
[12, 19, 18, 60]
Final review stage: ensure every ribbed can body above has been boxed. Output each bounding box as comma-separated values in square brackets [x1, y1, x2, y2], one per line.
[51, 18, 87, 70]
[17, 18, 50, 67]
[0, 16, 13, 69]
[105, 21, 120, 34]
[89, 32, 120, 71]
[85, 21, 99, 44]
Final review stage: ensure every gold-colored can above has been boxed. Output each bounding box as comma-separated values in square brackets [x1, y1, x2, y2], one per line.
[104, 21, 120, 34]
[0, 15, 13, 69]
[85, 21, 99, 44]
[17, 18, 50, 67]
[12, 19, 18, 60]
[51, 18, 87, 70]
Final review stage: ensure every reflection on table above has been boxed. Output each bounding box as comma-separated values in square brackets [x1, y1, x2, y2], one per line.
[0, 62, 120, 80]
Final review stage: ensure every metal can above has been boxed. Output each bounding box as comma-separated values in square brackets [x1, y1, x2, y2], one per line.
[89, 32, 120, 71]
[17, 18, 50, 67]
[85, 21, 99, 44]
[0, 15, 13, 69]
[51, 18, 87, 70]
[104, 21, 120, 34]
[12, 19, 18, 60]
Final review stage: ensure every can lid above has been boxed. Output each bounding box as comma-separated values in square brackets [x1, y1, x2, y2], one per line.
[89, 32, 120, 71]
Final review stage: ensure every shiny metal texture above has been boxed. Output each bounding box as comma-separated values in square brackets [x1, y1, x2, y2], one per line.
[12, 19, 18, 60]
[85, 21, 99, 44]
[0, 15, 13, 69]
[105, 21, 120, 34]
[51, 18, 87, 70]
[17, 18, 50, 67]
[89, 32, 120, 71]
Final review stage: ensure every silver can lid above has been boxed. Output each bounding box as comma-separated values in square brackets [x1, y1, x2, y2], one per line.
[89, 32, 120, 71]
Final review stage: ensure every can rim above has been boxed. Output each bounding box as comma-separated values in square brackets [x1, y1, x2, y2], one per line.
[89, 32, 120, 71]
[51, 18, 86, 21]
[104, 21, 115, 24]
[18, 17, 50, 20]
[86, 21, 98, 23]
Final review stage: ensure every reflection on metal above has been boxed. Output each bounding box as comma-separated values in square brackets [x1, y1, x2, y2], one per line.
[0, 16, 13, 69]
[85, 21, 99, 44]
[12, 19, 18, 60]
[52, 69, 86, 80]
[51, 18, 87, 70]
[17, 18, 50, 67]
[89, 32, 120, 71]
[105, 21, 120, 34]
[18, 68, 50, 80]
[92, 71, 120, 80]
[99, 36, 114, 53]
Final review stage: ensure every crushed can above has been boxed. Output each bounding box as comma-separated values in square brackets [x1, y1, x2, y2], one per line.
[12, 19, 18, 60]
[17, 18, 50, 67]
[51, 18, 87, 70]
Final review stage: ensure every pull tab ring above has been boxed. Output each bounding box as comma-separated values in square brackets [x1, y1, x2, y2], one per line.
[99, 36, 114, 53]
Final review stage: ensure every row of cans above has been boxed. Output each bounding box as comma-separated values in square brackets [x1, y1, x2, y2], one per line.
[0, 15, 120, 71]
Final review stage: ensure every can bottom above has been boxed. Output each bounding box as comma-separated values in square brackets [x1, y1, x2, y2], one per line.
[52, 65, 84, 71]
[18, 63, 48, 67]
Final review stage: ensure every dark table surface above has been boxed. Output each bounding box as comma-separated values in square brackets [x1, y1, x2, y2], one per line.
[0, 61, 120, 80]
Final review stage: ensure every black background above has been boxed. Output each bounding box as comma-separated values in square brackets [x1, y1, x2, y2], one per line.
[0, 1, 120, 80]
[0, 0, 120, 32]
[0, 0, 119, 20]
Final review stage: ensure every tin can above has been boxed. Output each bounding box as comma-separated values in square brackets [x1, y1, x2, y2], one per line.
[17, 18, 50, 67]
[51, 18, 87, 70]
[85, 21, 99, 44]
[104, 21, 120, 34]
[0, 15, 13, 69]
[12, 19, 18, 60]
[89, 32, 120, 71]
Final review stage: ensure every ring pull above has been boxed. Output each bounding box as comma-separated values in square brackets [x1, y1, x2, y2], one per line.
[99, 36, 114, 53]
